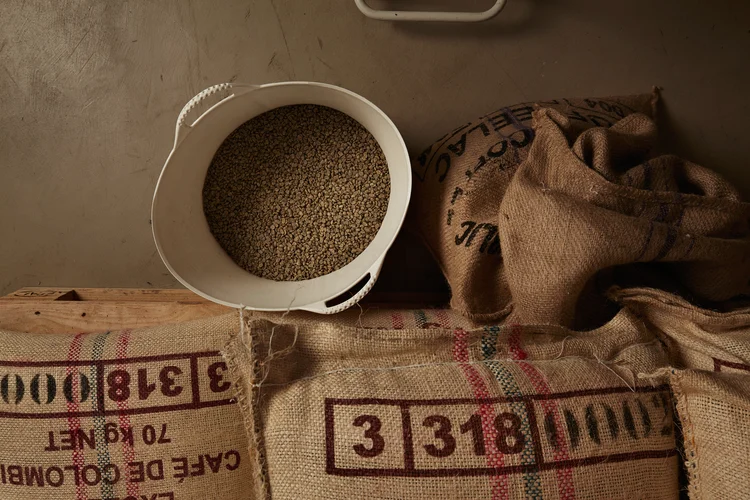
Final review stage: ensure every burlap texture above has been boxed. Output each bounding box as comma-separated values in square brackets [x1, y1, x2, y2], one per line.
[669, 369, 750, 500]
[0, 313, 251, 500]
[498, 109, 750, 328]
[613, 286, 750, 370]
[249, 306, 477, 331]
[225, 308, 677, 500]
[614, 288, 750, 498]
[409, 92, 658, 321]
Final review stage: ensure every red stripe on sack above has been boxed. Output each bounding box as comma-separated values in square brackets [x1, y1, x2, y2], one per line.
[453, 328, 509, 500]
[391, 312, 404, 329]
[66, 333, 88, 500]
[115, 330, 139, 498]
[509, 325, 576, 500]
[434, 309, 451, 329]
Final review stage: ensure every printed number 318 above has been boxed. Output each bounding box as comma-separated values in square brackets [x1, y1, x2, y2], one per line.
[353, 412, 525, 459]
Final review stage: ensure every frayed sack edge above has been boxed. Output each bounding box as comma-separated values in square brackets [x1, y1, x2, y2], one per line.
[649, 368, 700, 500]
[223, 311, 271, 500]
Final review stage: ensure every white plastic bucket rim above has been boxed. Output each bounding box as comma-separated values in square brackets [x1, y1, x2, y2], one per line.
[151, 81, 411, 314]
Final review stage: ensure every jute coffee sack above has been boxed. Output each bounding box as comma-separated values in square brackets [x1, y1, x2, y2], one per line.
[498, 109, 750, 328]
[225, 308, 677, 500]
[614, 288, 750, 498]
[0, 314, 250, 500]
[613, 286, 750, 371]
[409, 91, 658, 320]
[668, 369, 750, 500]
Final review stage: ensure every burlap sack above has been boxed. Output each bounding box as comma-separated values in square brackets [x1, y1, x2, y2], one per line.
[613, 287, 750, 499]
[225, 308, 677, 499]
[612, 286, 750, 370]
[668, 369, 750, 500]
[409, 91, 658, 320]
[498, 109, 750, 328]
[0, 313, 251, 500]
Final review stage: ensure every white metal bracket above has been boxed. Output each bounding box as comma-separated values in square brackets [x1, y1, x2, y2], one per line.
[355, 0, 507, 22]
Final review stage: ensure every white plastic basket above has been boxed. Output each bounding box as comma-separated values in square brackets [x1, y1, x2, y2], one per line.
[152, 82, 411, 313]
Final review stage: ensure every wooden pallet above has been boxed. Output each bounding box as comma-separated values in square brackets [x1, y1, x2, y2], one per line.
[0, 287, 449, 334]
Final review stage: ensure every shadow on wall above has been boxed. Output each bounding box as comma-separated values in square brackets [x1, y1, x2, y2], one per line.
[656, 96, 748, 199]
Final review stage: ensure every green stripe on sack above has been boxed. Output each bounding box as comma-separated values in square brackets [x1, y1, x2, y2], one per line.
[481, 326, 543, 499]
[413, 310, 428, 328]
[90, 332, 115, 500]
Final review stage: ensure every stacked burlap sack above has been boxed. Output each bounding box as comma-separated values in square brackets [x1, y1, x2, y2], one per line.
[0, 307, 686, 499]
[0, 314, 253, 500]
[227, 308, 678, 499]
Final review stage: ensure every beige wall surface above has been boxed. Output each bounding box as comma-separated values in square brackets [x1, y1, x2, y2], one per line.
[1, 0, 748, 294]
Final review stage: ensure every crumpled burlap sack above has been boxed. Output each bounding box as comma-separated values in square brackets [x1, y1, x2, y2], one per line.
[498, 109, 750, 328]
[409, 92, 658, 321]
[225, 308, 677, 500]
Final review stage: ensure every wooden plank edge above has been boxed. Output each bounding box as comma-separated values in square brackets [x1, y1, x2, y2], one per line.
[0, 301, 232, 334]
[2, 287, 208, 303]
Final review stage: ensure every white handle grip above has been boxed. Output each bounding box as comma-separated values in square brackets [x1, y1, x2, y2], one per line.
[174, 83, 258, 146]
[302, 257, 385, 314]
[355, 0, 506, 22]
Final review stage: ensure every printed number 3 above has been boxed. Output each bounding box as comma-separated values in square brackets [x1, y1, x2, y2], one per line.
[423, 415, 456, 457]
[353, 415, 385, 458]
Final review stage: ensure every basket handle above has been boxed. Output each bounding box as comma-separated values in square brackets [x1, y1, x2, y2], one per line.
[174, 83, 259, 146]
[301, 256, 385, 315]
[355, 0, 506, 22]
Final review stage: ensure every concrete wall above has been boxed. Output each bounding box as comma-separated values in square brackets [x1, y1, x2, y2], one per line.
[1, 0, 748, 294]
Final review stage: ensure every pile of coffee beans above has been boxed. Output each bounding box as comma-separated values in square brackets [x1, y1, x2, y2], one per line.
[203, 105, 390, 281]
